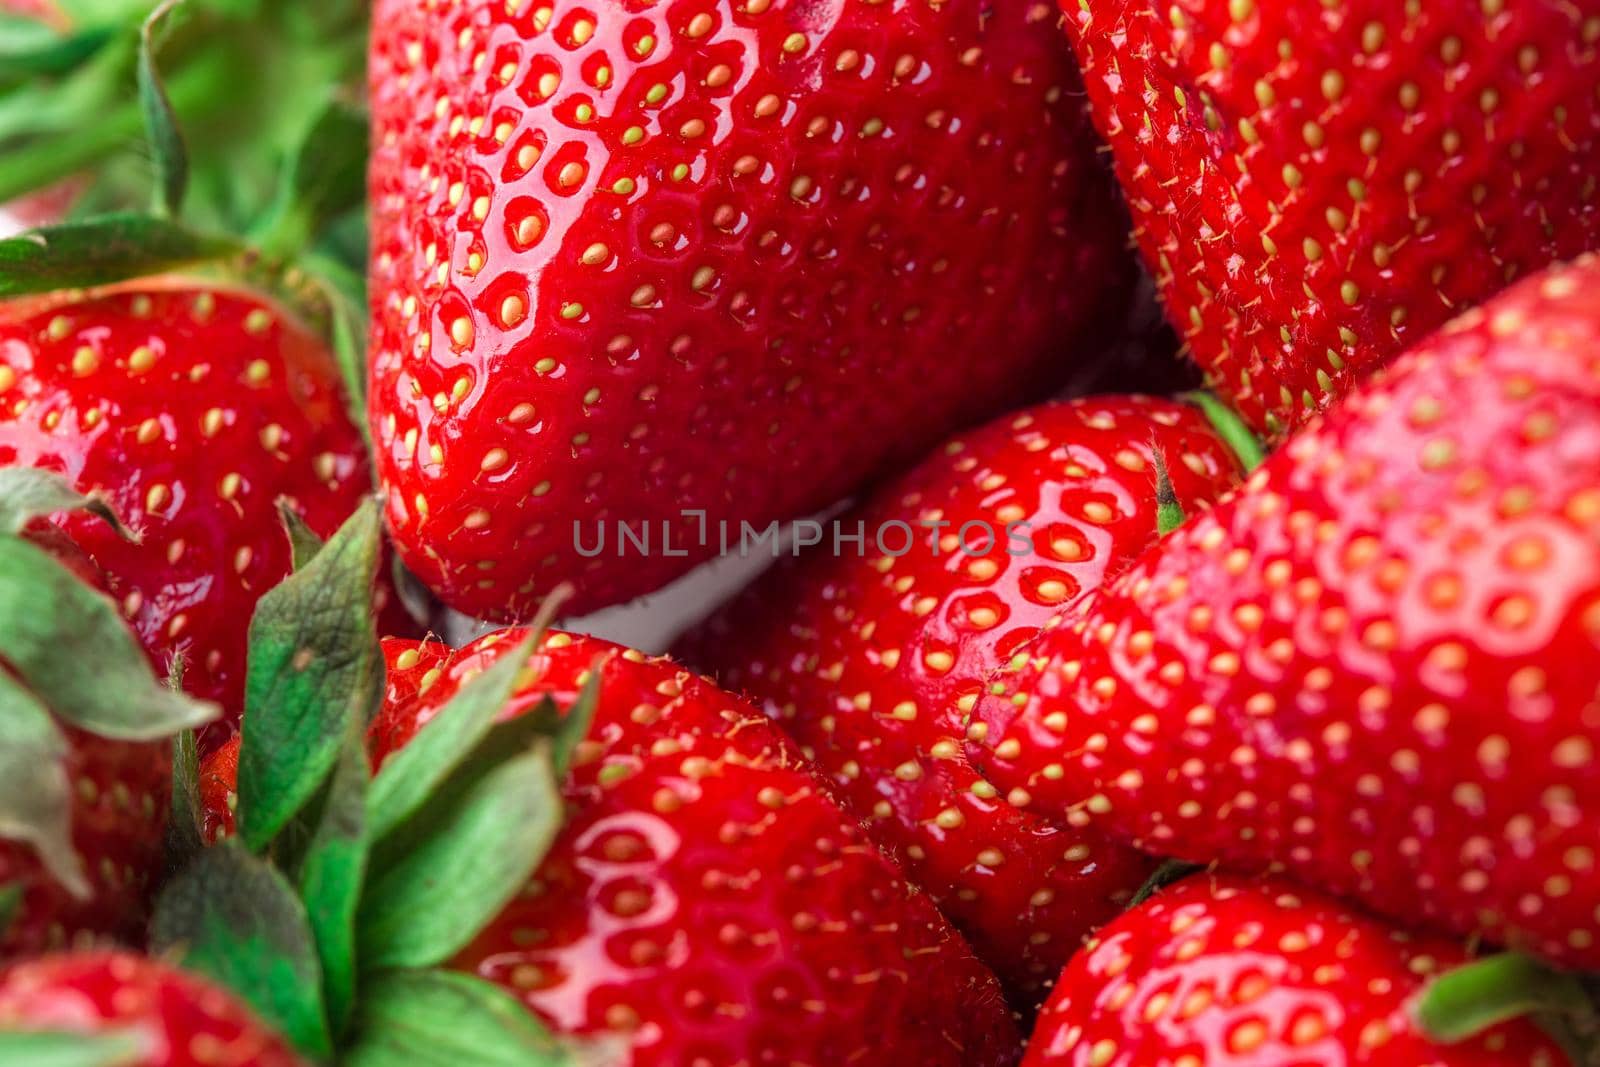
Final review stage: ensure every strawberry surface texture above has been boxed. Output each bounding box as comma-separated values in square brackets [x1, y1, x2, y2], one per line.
[1062, 0, 1600, 435]
[368, 0, 1136, 617]
[971, 254, 1600, 969]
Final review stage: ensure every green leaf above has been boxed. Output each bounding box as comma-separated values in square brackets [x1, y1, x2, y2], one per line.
[0, 1030, 145, 1067]
[343, 970, 575, 1067]
[237, 500, 383, 852]
[298, 728, 368, 1037]
[1417, 953, 1592, 1044]
[1185, 390, 1268, 472]
[0, 18, 115, 80]
[163, 726, 203, 874]
[0, 672, 85, 898]
[277, 500, 325, 572]
[253, 98, 368, 261]
[1151, 447, 1187, 537]
[136, 0, 189, 218]
[0, 215, 241, 298]
[0, 883, 24, 935]
[0, 536, 219, 739]
[150, 840, 331, 1059]
[365, 637, 537, 843]
[0, 468, 124, 537]
[359, 744, 562, 970]
[521, 666, 601, 777]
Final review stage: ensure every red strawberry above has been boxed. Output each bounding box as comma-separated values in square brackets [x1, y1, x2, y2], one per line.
[1023, 875, 1568, 1066]
[1061, 0, 1600, 436]
[0, 279, 403, 749]
[970, 255, 1600, 967]
[203, 629, 1023, 1064]
[0, 951, 305, 1067]
[676, 396, 1244, 1000]
[367, 0, 1138, 618]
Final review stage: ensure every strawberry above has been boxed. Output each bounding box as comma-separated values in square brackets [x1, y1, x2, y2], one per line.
[0, 280, 404, 749]
[367, 0, 1139, 618]
[969, 255, 1600, 968]
[0, 476, 217, 956]
[1023, 874, 1568, 1066]
[1060, 0, 1600, 436]
[0, 952, 305, 1067]
[675, 395, 1245, 1001]
[202, 629, 1024, 1064]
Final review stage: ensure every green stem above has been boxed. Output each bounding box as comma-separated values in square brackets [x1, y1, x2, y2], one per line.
[1417, 954, 1593, 1044]
[1185, 390, 1268, 472]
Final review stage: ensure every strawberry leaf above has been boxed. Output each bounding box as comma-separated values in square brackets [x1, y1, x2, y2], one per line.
[0, 671, 87, 899]
[253, 98, 368, 261]
[0, 468, 124, 538]
[237, 499, 382, 852]
[163, 726, 203, 875]
[1417, 953, 1592, 1043]
[519, 664, 602, 776]
[136, 0, 187, 218]
[0, 17, 114, 80]
[0, 1030, 145, 1067]
[151, 839, 332, 1060]
[0, 536, 218, 739]
[0, 216, 241, 298]
[364, 637, 538, 842]
[276, 500, 325, 572]
[342, 970, 575, 1067]
[297, 728, 369, 1037]
[357, 743, 562, 970]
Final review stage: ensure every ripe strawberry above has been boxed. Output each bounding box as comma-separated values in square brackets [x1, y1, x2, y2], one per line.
[202, 629, 1023, 1064]
[676, 396, 1244, 1001]
[970, 255, 1600, 967]
[1061, 0, 1600, 436]
[1023, 875, 1568, 1066]
[0, 951, 305, 1067]
[0, 280, 398, 749]
[367, 0, 1137, 618]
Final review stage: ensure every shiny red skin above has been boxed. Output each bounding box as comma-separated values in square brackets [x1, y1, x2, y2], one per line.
[368, 0, 1136, 619]
[676, 397, 1244, 1002]
[0, 725, 168, 956]
[0, 281, 379, 750]
[971, 256, 1600, 968]
[0, 952, 306, 1067]
[1023, 875, 1568, 1066]
[202, 630, 1021, 1064]
[1062, 0, 1600, 437]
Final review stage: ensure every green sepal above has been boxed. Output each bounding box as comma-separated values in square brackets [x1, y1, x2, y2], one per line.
[358, 743, 563, 970]
[1127, 859, 1202, 910]
[1151, 447, 1186, 537]
[1185, 390, 1267, 472]
[150, 839, 332, 1060]
[0, 536, 218, 739]
[0, 671, 86, 898]
[163, 726, 203, 875]
[296, 727, 369, 1038]
[0, 1030, 144, 1067]
[342, 970, 576, 1067]
[364, 637, 538, 843]
[0, 468, 124, 538]
[237, 499, 383, 852]
[276, 500, 325, 572]
[1417, 953, 1592, 1044]
[136, 0, 189, 218]
[0, 883, 24, 935]
[0, 215, 241, 298]
[252, 97, 368, 262]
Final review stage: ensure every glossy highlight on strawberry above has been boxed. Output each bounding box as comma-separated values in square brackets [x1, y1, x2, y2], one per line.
[1062, 0, 1600, 435]
[1024, 875, 1568, 1066]
[0, 280, 376, 747]
[971, 255, 1600, 968]
[368, 0, 1136, 618]
[678, 396, 1244, 1001]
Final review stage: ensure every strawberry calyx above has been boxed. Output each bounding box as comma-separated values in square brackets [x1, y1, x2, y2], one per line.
[0, 468, 218, 905]
[149, 504, 602, 1063]
[1418, 953, 1600, 1064]
[0, 1028, 146, 1065]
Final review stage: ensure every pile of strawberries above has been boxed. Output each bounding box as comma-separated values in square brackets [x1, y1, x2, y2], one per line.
[1, 0, 1598, 1064]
